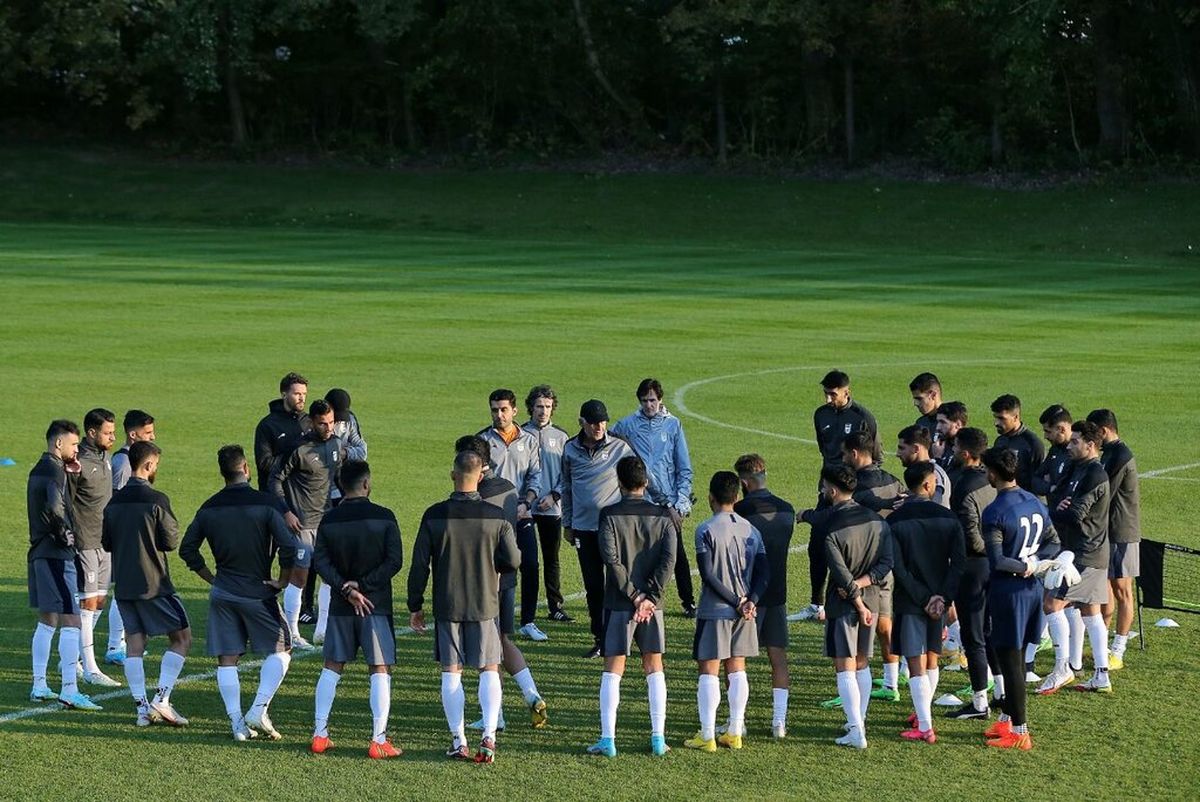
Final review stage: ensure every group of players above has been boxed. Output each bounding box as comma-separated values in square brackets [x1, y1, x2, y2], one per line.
[23, 369, 1140, 759]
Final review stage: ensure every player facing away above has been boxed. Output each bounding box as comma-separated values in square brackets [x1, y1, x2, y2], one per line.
[684, 471, 769, 753]
[981, 447, 1062, 750]
[102, 441, 191, 727]
[179, 445, 303, 742]
[820, 464, 893, 749]
[311, 460, 405, 758]
[106, 408, 156, 665]
[407, 448, 520, 764]
[731, 454, 795, 739]
[587, 455, 678, 758]
[521, 385, 573, 623]
[888, 462, 966, 744]
[27, 419, 100, 710]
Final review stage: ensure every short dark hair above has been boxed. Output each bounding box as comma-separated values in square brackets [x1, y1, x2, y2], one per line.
[909, 372, 941, 393]
[733, 453, 766, 481]
[936, 401, 968, 425]
[956, 427, 989, 457]
[903, 461, 936, 491]
[1072, 420, 1104, 448]
[842, 431, 873, 455]
[1086, 408, 1118, 433]
[217, 445, 248, 481]
[122, 409, 154, 433]
[616, 455, 648, 490]
[636, 378, 664, 400]
[279, 372, 308, 393]
[309, 398, 333, 419]
[489, 388, 517, 406]
[454, 449, 483, 474]
[340, 459, 371, 490]
[897, 424, 931, 449]
[1039, 404, 1073, 427]
[982, 447, 1018, 482]
[709, 471, 741, 505]
[129, 441, 161, 471]
[991, 394, 1021, 415]
[821, 463, 858, 493]
[525, 385, 558, 415]
[84, 408, 115, 432]
[821, 370, 850, 390]
[454, 435, 492, 465]
[46, 419, 79, 442]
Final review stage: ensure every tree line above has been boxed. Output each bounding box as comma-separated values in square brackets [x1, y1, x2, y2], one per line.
[3, 0, 1198, 170]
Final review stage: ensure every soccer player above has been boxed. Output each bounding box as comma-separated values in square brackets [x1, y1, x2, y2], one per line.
[254, 371, 311, 492]
[820, 464, 893, 749]
[909, 372, 943, 438]
[684, 471, 769, 753]
[270, 397, 344, 649]
[521, 385, 573, 622]
[107, 408, 155, 663]
[945, 427, 999, 720]
[179, 444, 302, 741]
[407, 449, 520, 764]
[612, 378, 697, 618]
[933, 401, 968, 480]
[888, 462, 965, 744]
[587, 455, 677, 758]
[1087, 409, 1141, 671]
[1039, 421, 1113, 694]
[1031, 404, 1073, 501]
[895, 425, 952, 507]
[311, 460, 405, 758]
[562, 399, 636, 657]
[27, 419, 100, 710]
[980, 447, 1061, 750]
[991, 394, 1046, 493]
[732, 453, 795, 739]
[69, 408, 121, 688]
[102, 441, 191, 726]
[478, 389, 547, 641]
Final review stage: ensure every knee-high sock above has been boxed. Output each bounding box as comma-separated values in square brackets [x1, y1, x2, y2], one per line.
[646, 671, 666, 737]
[855, 667, 872, 722]
[479, 670, 502, 740]
[32, 623, 55, 688]
[58, 627, 80, 696]
[251, 651, 291, 713]
[1083, 614, 1109, 670]
[997, 648, 1027, 728]
[1066, 607, 1085, 669]
[727, 671, 749, 737]
[909, 673, 933, 731]
[697, 674, 720, 740]
[282, 585, 302, 636]
[369, 673, 391, 744]
[1046, 609, 1069, 671]
[513, 667, 540, 705]
[315, 583, 331, 637]
[79, 609, 99, 674]
[124, 656, 147, 702]
[837, 670, 863, 731]
[882, 660, 899, 690]
[107, 596, 125, 651]
[772, 687, 789, 727]
[599, 671, 621, 739]
[156, 650, 185, 701]
[927, 666, 940, 698]
[216, 665, 242, 724]
[441, 672, 466, 744]
[314, 668, 340, 737]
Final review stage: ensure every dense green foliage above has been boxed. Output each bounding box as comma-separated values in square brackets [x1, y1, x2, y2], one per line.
[4, 1, 1200, 168]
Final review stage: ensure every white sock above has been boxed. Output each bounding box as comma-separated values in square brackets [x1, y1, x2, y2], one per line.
[513, 667, 541, 705]
[315, 583, 331, 638]
[909, 673, 932, 731]
[837, 670, 863, 731]
[1066, 607, 1085, 669]
[599, 671, 621, 739]
[314, 668, 340, 738]
[369, 673, 391, 744]
[697, 674, 720, 740]
[899, 660, 910, 682]
[1111, 633, 1128, 657]
[479, 670, 502, 740]
[855, 667, 872, 722]
[927, 666, 940, 698]
[1046, 609, 1069, 671]
[216, 666, 242, 724]
[283, 585, 302, 637]
[441, 672, 466, 744]
[125, 656, 147, 702]
[948, 620, 961, 645]
[727, 671, 749, 737]
[252, 651, 291, 713]
[993, 673, 1006, 701]
[58, 626, 80, 696]
[79, 609, 100, 674]
[1024, 641, 1038, 665]
[882, 660, 899, 690]
[646, 671, 666, 737]
[1083, 613, 1109, 670]
[107, 597, 125, 651]
[156, 650, 185, 702]
[772, 687, 789, 727]
[972, 689, 988, 712]
[32, 622, 55, 688]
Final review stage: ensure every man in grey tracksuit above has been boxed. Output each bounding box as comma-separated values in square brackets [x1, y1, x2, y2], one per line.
[522, 385, 572, 622]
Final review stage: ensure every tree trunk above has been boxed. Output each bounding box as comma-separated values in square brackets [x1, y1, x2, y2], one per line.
[1161, 0, 1200, 155]
[1092, 0, 1127, 158]
[225, 57, 247, 148]
[800, 43, 834, 152]
[991, 95, 1003, 164]
[715, 64, 727, 166]
[570, 0, 643, 131]
[843, 55, 855, 164]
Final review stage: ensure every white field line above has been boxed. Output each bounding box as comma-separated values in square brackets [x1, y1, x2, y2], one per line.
[1139, 462, 1200, 479]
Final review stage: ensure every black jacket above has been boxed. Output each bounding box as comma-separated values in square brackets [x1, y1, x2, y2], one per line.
[253, 398, 310, 491]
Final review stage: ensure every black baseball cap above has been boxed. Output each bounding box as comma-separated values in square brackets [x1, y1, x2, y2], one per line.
[579, 399, 609, 424]
[325, 388, 352, 422]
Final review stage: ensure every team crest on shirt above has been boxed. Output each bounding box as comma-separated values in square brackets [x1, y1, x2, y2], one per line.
[661, 433, 668, 442]
[517, 443, 525, 452]
[844, 423, 853, 434]
[297, 548, 307, 560]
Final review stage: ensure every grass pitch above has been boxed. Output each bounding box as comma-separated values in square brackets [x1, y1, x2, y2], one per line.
[0, 149, 1198, 800]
